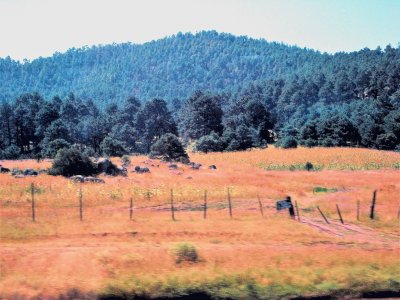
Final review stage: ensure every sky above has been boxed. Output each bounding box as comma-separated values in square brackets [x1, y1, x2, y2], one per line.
[0, 0, 399, 61]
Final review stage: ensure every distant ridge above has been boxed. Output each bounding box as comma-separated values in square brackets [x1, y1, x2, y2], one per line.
[0, 30, 398, 108]
[0, 31, 324, 105]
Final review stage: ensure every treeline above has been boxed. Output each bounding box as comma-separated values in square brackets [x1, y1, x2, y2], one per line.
[1, 31, 399, 158]
[0, 88, 399, 161]
[0, 91, 273, 159]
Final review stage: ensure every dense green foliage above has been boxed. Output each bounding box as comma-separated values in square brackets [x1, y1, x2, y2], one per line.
[149, 133, 189, 163]
[0, 31, 324, 106]
[48, 148, 97, 176]
[0, 31, 399, 157]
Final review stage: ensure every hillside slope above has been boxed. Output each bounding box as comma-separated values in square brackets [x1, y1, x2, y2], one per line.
[3, 31, 398, 106]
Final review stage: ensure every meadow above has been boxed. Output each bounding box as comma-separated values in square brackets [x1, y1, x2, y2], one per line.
[0, 147, 399, 299]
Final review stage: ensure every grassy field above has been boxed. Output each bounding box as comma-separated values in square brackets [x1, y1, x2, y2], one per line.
[0, 147, 399, 299]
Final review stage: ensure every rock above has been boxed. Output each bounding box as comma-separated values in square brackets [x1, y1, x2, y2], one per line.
[0, 166, 10, 173]
[84, 176, 96, 182]
[14, 175, 25, 179]
[208, 165, 217, 170]
[23, 169, 38, 176]
[11, 168, 23, 176]
[186, 176, 193, 179]
[70, 175, 84, 183]
[189, 162, 202, 170]
[134, 166, 150, 174]
[84, 176, 105, 183]
[168, 164, 178, 170]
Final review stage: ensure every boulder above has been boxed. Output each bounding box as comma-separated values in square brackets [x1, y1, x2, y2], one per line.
[134, 166, 150, 174]
[70, 175, 84, 183]
[23, 169, 38, 176]
[14, 174, 25, 179]
[189, 162, 202, 170]
[208, 165, 217, 170]
[84, 176, 105, 183]
[0, 166, 10, 173]
[11, 168, 23, 176]
[168, 164, 178, 170]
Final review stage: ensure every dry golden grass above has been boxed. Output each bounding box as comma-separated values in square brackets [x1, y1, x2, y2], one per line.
[0, 147, 399, 299]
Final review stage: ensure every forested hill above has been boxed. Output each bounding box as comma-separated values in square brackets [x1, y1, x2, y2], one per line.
[0, 31, 336, 105]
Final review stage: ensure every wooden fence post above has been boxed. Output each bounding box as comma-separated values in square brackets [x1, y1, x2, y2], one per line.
[129, 197, 133, 220]
[370, 190, 377, 220]
[295, 201, 300, 222]
[203, 190, 207, 219]
[357, 200, 360, 221]
[79, 183, 83, 221]
[287, 196, 295, 218]
[170, 189, 175, 221]
[317, 206, 329, 224]
[31, 183, 35, 222]
[257, 194, 264, 217]
[227, 188, 232, 219]
[336, 204, 344, 224]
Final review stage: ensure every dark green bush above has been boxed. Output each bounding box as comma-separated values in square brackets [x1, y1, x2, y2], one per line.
[42, 139, 71, 158]
[277, 137, 298, 149]
[100, 136, 127, 157]
[2, 145, 21, 160]
[150, 133, 189, 163]
[48, 148, 98, 177]
[305, 161, 314, 171]
[195, 132, 224, 153]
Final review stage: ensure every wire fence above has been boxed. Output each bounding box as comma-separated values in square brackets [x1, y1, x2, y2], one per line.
[1, 183, 399, 225]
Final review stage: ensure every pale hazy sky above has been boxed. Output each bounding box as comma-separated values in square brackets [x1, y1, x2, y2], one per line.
[0, 0, 399, 61]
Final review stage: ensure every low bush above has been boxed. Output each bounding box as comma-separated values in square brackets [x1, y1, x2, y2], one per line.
[174, 243, 199, 264]
[48, 148, 98, 177]
[277, 137, 298, 149]
[150, 134, 189, 163]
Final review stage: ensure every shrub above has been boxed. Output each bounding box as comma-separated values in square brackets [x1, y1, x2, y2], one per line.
[100, 136, 127, 157]
[320, 138, 336, 147]
[2, 145, 21, 159]
[195, 132, 224, 153]
[48, 148, 98, 177]
[277, 137, 298, 149]
[305, 161, 314, 171]
[83, 146, 96, 157]
[225, 138, 241, 151]
[303, 139, 317, 147]
[376, 133, 397, 150]
[97, 158, 121, 175]
[174, 243, 199, 264]
[150, 133, 189, 163]
[42, 139, 71, 158]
